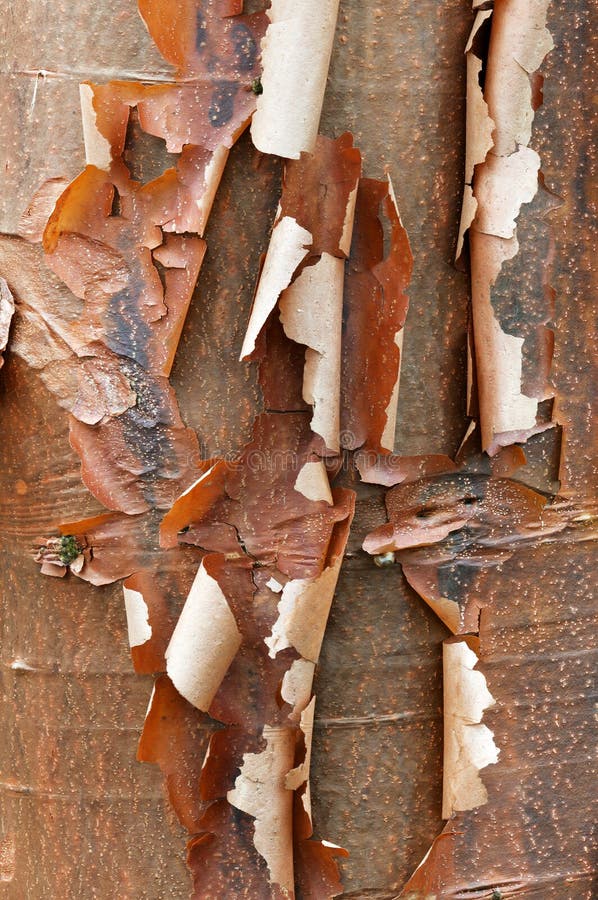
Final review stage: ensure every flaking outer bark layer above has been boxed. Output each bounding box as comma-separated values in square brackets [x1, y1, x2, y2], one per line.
[151, 388, 356, 896]
[15, 29, 377, 891]
[5, 0, 595, 897]
[241, 132, 363, 454]
[361, 437, 597, 896]
[0, 355, 195, 898]
[402, 541, 596, 898]
[341, 177, 412, 455]
[461, 0, 559, 455]
[251, 0, 341, 160]
[0, 278, 15, 369]
[1, 0, 468, 883]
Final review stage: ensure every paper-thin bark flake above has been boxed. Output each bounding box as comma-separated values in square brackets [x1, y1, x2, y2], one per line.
[281, 660, 316, 724]
[136, 0, 267, 155]
[123, 566, 192, 674]
[137, 675, 210, 834]
[149, 393, 354, 895]
[294, 460, 333, 504]
[251, 0, 341, 159]
[228, 724, 296, 896]
[0, 278, 15, 370]
[122, 584, 153, 648]
[240, 216, 312, 359]
[341, 177, 412, 453]
[280, 253, 344, 451]
[165, 558, 243, 712]
[285, 698, 316, 811]
[241, 134, 361, 452]
[455, 8, 494, 260]
[459, 0, 557, 453]
[265, 521, 348, 662]
[442, 637, 499, 818]
[355, 452, 457, 488]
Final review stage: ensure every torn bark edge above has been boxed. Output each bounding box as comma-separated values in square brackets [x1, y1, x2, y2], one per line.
[264, 508, 351, 664]
[455, 7, 495, 263]
[339, 175, 412, 456]
[442, 636, 499, 819]
[400, 637, 499, 896]
[355, 452, 458, 488]
[228, 723, 297, 897]
[279, 252, 344, 452]
[458, 1, 558, 454]
[251, 0, 341, 160]
[0, 278, 15, 369]
[80, 82, 233, 237]
[241, 135, 364, 453]
[165, 556, 243, 713]
[376, 177, 413, 454]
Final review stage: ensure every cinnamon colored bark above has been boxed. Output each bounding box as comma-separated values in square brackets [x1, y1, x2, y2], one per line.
[0, 3, 595, 900]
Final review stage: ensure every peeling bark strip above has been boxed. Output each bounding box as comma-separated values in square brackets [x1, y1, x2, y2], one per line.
[240, 135, 412, 457]
[341, 177, 412, 453]
[459, 0, 557, 454]
[362, 438, 598, 896]
[143, 114, 410, 891]
[251, 0, 341, 159]
[19, 1, 399, 891]
[152, 402, 355, 896]
[0, 278, 15, 369]
[155, 250, 364, 898]
[165, 558, 243, 711]
[441, 638, 498, 819]
[139, 110, 411, 888]
[241, 133, 362, 453]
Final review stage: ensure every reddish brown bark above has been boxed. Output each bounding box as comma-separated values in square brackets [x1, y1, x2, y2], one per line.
[0, 1, 595, 899]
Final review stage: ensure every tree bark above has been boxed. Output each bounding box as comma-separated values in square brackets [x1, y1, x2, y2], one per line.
[0, 1, 595, 898]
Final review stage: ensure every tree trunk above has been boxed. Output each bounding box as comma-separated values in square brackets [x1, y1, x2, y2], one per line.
[0, 1, 595, 898]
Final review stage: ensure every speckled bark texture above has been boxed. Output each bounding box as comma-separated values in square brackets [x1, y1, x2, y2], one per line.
[0, 1, 595, 899]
